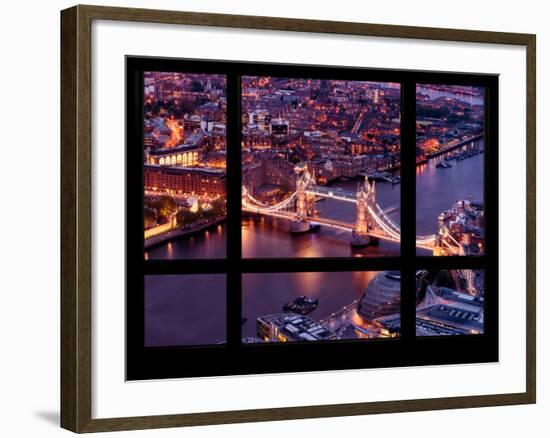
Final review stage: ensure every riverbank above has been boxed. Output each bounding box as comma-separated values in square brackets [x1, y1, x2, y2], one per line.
[416, 140, 483, 237]
[425, 134, 483, 159]
[144, 217, 226, 250]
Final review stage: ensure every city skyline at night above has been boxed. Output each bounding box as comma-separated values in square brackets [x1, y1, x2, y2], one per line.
[139, 71, 488, 348]
[141, 75, 486, 260]
[416, 84, 485, 256]
[241, 76, 402, 258]
[143, 72, 228, 260]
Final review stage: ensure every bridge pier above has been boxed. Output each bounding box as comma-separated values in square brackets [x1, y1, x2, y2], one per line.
[290, 219, 312, 234]
[351, 231, 378, 248]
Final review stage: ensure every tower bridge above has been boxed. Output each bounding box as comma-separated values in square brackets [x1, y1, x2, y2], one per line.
[242, 165, 438, 251]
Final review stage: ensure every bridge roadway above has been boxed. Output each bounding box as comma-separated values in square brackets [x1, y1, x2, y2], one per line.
[306, 185, 357, 203]
[241, 205, 435, 251]
[307, 185, 400, 216]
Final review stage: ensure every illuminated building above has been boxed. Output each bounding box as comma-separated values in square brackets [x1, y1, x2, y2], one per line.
[372, 313, 401, 337]
[144, 164, 226, 197]
[204, 150, 227, 168]
[146, 144, 200, 167]
[433, 199, 485, 256]
[242, 162, 265, 196]
[261, 157, 296, 189]
[247, 109, 271, 131]
[415, 284, 484, 336]
[257, 313, 336, 342]
[200, 120, 226, 135]
[269, 118, 290, 135]
[357, 271, 401, 322]
[374, 271, 485, 336]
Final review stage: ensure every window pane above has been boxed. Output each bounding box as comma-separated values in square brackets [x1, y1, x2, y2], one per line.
[242, 77, 401, 258]
[416, 84, 485, 256]
[242, 271, 401, 343]
[143, 72, 227, 259]
[144, 274, 226, 347]
[416, 269, 484, 336]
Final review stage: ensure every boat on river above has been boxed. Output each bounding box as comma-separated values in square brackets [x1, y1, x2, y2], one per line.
[436, 160, 453, 168]
[282, 296, 319, 315]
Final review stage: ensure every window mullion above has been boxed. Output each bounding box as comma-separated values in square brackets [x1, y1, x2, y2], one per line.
[226, 72, 243, 348]
[400, 79, 417, 344]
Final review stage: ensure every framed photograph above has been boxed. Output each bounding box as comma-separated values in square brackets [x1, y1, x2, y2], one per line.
[61, 4, 536, 433]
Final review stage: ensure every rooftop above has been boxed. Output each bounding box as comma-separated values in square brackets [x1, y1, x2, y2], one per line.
[149, 143, 201, 156]
[145, 164, 226, 177]
[258, 313, 336, 342]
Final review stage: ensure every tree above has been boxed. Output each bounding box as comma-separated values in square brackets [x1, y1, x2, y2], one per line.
[176, 208, 198, 227]
[144, 207, 157, 229]
[175, 199, 227, 228]
[154, 195, 177, 219]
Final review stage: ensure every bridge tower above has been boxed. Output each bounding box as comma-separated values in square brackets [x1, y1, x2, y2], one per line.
[290, 165, 312, 233]
[433, 226, 445, 256]
[351, 176, 378, 247]
[356, 177, 369, 234]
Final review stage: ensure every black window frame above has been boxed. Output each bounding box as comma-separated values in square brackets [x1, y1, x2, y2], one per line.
[126, 56, 498, 381]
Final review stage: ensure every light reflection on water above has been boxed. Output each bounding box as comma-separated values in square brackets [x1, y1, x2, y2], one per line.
[241, 271, 380, 338]
[416, 140, 484, 236]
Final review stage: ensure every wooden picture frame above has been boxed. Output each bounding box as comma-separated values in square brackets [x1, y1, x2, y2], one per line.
[61, 4, 536, 433]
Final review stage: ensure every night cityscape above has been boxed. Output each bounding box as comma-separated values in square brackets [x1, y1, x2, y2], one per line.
[143, 72, 227, 260]
[416, 84, 485, 256]
[140, 72, 486, 346]
[241, 77, 401, 257]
